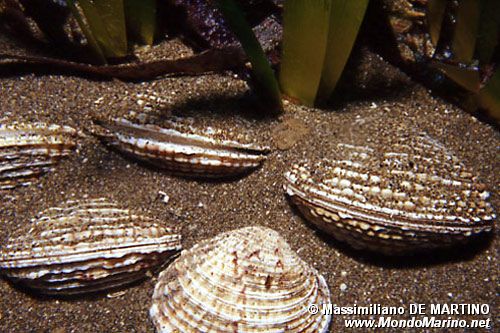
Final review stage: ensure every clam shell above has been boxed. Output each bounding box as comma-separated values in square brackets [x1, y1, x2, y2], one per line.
[150, 226, 331, 333]
[0, 198, 182, 295]
[94, 118, 270, 178]
[285, 133, 496, 254]
[0, 122, 79, 190]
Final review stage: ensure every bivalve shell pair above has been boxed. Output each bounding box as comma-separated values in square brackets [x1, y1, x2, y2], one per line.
[0, 122, 79, 190]
[94, 118, 270, 178]
[285, 133, 495, 255]
[150, 226, 331, 332]
[0, 198, 181, 295]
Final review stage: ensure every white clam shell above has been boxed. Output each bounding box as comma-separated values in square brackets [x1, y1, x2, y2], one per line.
[285, 133, 495, 254]
[0, 198, 182, 295]
[94, 118, 270, 178]
[0, 122, 79, 190]
[150, 226, 331, 333]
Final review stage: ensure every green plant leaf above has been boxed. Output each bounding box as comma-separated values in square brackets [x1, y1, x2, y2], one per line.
[432, 61, 480, 92]
[66, 0, 107, 64]
[217, 0, 282, 112]
[77, 0, 128, 58]
[427, 0, 447, 46]
[124, 0, 156, 45]
[479, 68, 500, 122]
[476, 0, 500, 65]
[317, 0, 369, 104]
[452, 0, 480, 63]
[280, 0, 332, 106]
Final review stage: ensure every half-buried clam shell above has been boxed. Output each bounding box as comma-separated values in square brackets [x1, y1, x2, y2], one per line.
[150, 226, 331, 332]
[0, 122, 79, 190]
[0, 198, 182, 295]
[94, 118, 270, 178]
[285, 133, 495, 255]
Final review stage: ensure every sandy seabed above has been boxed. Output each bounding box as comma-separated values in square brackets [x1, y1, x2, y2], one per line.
[0, 35, 498, 332]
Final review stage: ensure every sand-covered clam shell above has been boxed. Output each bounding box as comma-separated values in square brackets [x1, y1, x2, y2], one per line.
[285, 133, 495, 254]
[150, 226, 331, 333]
[0, 198, 181, 295]
[94, 118, 270, 178]
[0, 122, 79, 190]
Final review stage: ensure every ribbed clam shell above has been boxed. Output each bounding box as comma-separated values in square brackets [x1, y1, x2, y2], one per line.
[0, 198, 182, 295]
[94, 118, 270, 178]
[0, 122, 78, 190]
[285, 133, 496, 254]
[150, 226, 331, 333]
